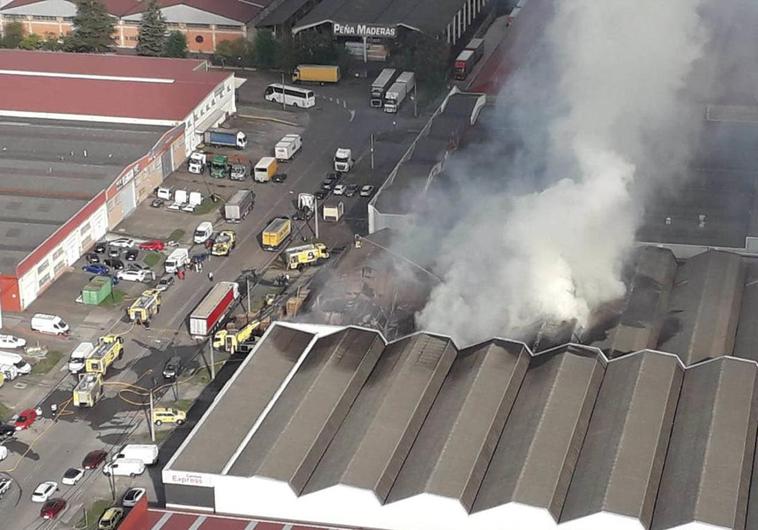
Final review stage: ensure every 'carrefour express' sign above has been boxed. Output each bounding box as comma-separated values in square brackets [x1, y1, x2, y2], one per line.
[333, 23, 397, 39]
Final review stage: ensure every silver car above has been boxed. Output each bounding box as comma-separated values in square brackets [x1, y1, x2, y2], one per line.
[156, 274, 175, 292]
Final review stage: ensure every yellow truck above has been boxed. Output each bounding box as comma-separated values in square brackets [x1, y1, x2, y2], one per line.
[254, 157, 278, 183]
[284, 243, 330, 270]
[213, 319, 260, 353]
[262, 217, 291, 251]
[292, 64, 341, 84]
[85, 335, 124, 375]
[127, 289, 161, 325]
[73, 372, 104, 407]
[211, 230, 236, 256]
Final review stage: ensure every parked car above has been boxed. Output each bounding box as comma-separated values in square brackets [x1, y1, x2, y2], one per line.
[97, 507, 124, 530]
[40, 498, 66, 519]
[127, 262, 150, 272]
[109, 238, 135, 248]
[94, 241, 107, 254]
[314, 190, 328, 201]
[82, 264, 109, 275]
[152, 407, 186, 426]
[0, 423, 15, 441]
[324, 172, 339, 183]
[0, 477, 12, 497]
[193, 222, 214, 244]
[61, 468, 84, 486]
[107, 246, 121, 258]
[156, 274, 175, 292]
[14, 408, 38, 431]
[272, 173, 287, 183]
[31, 481, 58, 503]
[103, 259, 125, 271]
[85, 252, 100, 263]
[125, 249, 139, 261]
[82, 449, 108, 470]
[333, 184, 347, 195]
[162, 356, 182, 380]
[346, 184, 359, 197]
[0, 445, 7, 461]
[116, 269, 155, 282]
[121, 487, 146, 508]
[320, 180, 334, 190]
[0, 334, 25, 349]
[138, 239, 165, 251]
[360, 185, 375, 197]
[150, 198, 164, 208]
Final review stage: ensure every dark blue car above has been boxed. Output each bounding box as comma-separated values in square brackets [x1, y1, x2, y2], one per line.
[82, 263, 109, 275]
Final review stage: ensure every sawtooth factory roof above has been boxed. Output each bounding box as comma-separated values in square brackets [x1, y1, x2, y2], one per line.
[163, 320, 758, 530]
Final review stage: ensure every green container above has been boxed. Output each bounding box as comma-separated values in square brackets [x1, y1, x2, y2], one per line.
[82, 276, 112, 305]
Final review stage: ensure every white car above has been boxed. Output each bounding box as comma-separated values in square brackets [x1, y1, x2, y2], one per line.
[155, 274, 175, 292]
[193, 222, 213, 244]
[359, 185, 375, 197]
[122, 487, 146, 507]
[61, 468, 84, 486]
[31, 481, 58, 502]
[333, 184, 347, 196]
[116, 269, 155, 282]
[0, 335, 25, 349]
[0, 445, 7, 461]
[109, 237, 135, 248]
[0, 477, 11, 497]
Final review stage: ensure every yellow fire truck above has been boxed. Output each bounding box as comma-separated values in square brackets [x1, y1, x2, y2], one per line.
[213, 319, 260, 353]
[73, 372, 104, 407]
[283, 243, 329, 270]
[127, 289, 161, 325]
[85, 335, 124, 375]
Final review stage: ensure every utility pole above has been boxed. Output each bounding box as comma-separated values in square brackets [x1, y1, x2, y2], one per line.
[281, 71, 286, 111]
[246, 275, 251, 315]
[413, 83, 418, 118]
[209, 339, 215, 380]
[107, 468, 116, 501]
[149, 389, 155, 443]
[314, 198, 320, 239]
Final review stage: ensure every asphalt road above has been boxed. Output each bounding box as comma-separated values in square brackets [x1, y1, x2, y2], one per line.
[0, 70, 424, 529]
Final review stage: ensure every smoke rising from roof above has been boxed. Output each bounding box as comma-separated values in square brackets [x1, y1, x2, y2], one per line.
[415, 0, 707, 344]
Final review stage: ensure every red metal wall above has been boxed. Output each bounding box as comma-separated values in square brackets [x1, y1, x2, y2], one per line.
[0, 275, 21, 312]
[118, 496, 148, 530]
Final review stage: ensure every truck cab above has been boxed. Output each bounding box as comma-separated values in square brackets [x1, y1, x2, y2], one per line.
[334, 148, 354, 173]
[209, 155, 229, 179]
[187, 151, 206, 174]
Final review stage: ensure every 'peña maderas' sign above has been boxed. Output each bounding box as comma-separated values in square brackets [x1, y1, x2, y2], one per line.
[333, 22, 397, 39]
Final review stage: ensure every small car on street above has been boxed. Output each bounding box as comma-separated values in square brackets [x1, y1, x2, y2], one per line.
[333, 184, 347, 195]
[107, 246, 121, 258]
[139, 239, 166, 251]
[85, 252, 100, 263]
[82, 449, 108, 470]
[0, 477, 11, 497]
[125, 248, 139, 261]
[152, 407, 186, 426]
[97, 506, 124, 530]
[31, 481, 58, 503]
[94, 241, 107, 253]
[40, 498, 66, 519]
[0, 423, 15, 441]
[162, 356, 183, 380]
[122, 487, 146, 507]
[103, 259, 125, 271]
[156, 274, 175, 292]
[360, 185, 375, 197]
[314, 190, 328, 201]
[82, 264, 109, 275]
[109, 238, 135, 248]
[116, 269, 155, 282]
[346, 184, 360, 197]
[0, 334, 25, 349]
[61, 468, 84, 486]
[14, 408, 38, 430]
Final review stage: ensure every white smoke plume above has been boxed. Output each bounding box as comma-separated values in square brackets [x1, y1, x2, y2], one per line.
[415, 0, 707, 344]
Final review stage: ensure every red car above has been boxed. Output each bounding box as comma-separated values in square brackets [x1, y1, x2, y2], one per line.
[40, 498, 66, 519]
[138, 240, 165, 251]
[82, 449, 108, 470]
[14, 408, 38, 431]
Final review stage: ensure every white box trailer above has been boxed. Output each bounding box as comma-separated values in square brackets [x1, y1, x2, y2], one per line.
[275, 134, 302, 161]
[224, 190, 254, 223]
[323, 201, 345, 222]
[371, 68, 397, 107]
[189, 281, 240, 337]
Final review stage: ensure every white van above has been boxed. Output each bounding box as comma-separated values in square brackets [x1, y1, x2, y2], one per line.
[193, 222, 213, 244]
[68, 342, 95, 374]
[0, 351, 31, 375]
[164, 248, 190, 273]
[0, 365, 18, 381]
[31, 314, 69, 335]
[113, 444, 158, 465]
[102, 458, 145, 477]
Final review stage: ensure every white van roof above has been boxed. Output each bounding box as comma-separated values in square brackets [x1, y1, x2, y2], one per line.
[32, 313, 59, 321]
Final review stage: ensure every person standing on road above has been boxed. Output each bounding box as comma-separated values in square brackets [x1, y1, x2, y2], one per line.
[208, 271, 214, 281]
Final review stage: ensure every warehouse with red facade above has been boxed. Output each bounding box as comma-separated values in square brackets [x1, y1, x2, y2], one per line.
[0, 50, 237, 311]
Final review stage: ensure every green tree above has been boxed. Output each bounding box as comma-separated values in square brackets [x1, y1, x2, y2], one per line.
[65, 0, 115, 53]
[2, 22, 24, 48]
[393, 33, 449, 87]
[293, 31, 337, 64]
[136, 0, 167, 56]
[215, 37, 254, 67]
[254, 29, 277, 68]
[163, 30, 187, 58]
[18, 33, 43, 50]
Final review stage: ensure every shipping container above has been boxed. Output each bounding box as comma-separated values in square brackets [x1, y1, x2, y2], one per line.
[261, 217, 292, 251]
[82, 276, 112, 305]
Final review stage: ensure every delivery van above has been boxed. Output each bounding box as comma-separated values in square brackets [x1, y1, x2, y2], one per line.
[0, 351, 31, 375]
[31, 314, 69, 335]
[102, 458, 145, 477]
[254, 157, 278, 182]
[112, 444, 158, 465]
[164, 248, 190, 273]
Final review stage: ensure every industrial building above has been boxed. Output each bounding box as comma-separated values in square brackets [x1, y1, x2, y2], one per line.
[0, 0, 264, 53]
[162, 318, 758, 530]
[0, 50, 237, 311]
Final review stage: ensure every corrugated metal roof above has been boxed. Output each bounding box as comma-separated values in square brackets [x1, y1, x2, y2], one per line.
[657, 250, 745, 365]
[651, 357, 758, 530]
[472, 346, 605, 520]
[303, 333, 457, 500]
[733, 259, 758, 362]
[598, 246, 677, 357]
[387, 339, 530, 510]
[170, 325, 314, 474]
[561, 351, 683, 528]
[226, 328, 385, 490]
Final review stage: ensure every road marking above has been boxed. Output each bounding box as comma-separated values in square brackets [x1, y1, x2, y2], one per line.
[188, 516, 207, 530]
[152, 512, 173, 530]
[243, 522, 258, 530]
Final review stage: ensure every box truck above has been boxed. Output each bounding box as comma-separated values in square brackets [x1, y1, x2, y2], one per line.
[203, 128, 247, 149]
[454, 38, 484, 80]
[261, 217, 291, 251]
[274, 134, 302, 161]
[189, 281, 239, 337]
[292, 64, 340, 83]
[322, 201, 345, 222]
[224, 190, 254, 223]
[254, 157, 278, 182]
[370, 68, 397, 107]
[164, 247, 190, 273]
[384, 71, 415, 113]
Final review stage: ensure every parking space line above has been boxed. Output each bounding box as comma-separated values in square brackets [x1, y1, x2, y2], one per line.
[152, 512, 173, 530]
[188, 515, 207, 530]
[243, 522, 258, 530]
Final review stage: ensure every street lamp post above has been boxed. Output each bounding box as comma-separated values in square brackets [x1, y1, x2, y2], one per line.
[149, 388, 155, 443]
[209, 339, 215, 380]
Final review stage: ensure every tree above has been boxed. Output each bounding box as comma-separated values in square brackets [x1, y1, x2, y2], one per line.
[293, 31, 337, 65]
[2, 22, 24, 48]
[18, 33, 43, 50]
[164, 30, 187, 58]
[393, 33, 449, 87]
[136, 0, 167, 56]
[65, 0, 115, 53]
[254, 29, 277, 68]
[214, 37, 254, 67]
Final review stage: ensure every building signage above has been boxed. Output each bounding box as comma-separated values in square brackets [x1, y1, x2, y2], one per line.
[333, 22, 397, 39]
[166, 471, 214, 488]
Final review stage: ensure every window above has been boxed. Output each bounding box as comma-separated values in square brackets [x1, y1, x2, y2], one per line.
[32, 15, 57, 21]
[216, 24, 242, 31]
[37, 260, 49, 275]
[38, 273, 51, 288]
[195, 35, 204, 43]
[52, 248, 64, 261]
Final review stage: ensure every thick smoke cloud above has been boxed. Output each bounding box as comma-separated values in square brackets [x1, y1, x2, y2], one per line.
[415, 0, 707, 344]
